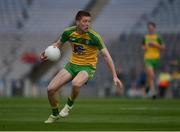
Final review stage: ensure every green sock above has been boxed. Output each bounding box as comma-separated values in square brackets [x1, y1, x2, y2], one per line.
[52, 108, 59, 116]
[67, 97, 74, 107]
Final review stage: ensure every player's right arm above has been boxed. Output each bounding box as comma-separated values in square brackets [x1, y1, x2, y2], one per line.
[141, 37, 148, 51]
[52, 39, 64, 49]
[40, 40, 63, 61]
[142, 44, 147, 51]
[40, 29, 70, 61]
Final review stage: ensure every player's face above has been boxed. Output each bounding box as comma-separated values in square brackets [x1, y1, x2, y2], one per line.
[147, 25, 156, 34]
[76, 16, 91, 33]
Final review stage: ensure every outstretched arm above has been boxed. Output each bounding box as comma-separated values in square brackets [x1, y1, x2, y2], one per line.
[100, 48, 123, 89]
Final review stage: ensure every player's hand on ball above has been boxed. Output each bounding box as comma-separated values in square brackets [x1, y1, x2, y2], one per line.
[40, 45, 58, 61]
[40, 51, 48, 61]
[113, 77, 123, 89]
[40, 45, 61, 61]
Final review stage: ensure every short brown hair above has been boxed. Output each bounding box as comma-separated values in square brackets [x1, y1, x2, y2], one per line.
[147, 21, 156, 28]
[75, 10, 91, 21]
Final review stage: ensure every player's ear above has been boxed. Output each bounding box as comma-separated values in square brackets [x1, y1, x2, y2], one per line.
[76, 20, 80, 26]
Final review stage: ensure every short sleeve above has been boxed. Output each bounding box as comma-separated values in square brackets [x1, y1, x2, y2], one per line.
[95, 35, 106, 50]
[142, 37, 145, 45]
[157, 36, 163, 45]
[60, 31, 69, 44]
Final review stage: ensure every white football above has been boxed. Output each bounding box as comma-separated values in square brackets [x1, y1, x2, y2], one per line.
[45, 45, 61, 61]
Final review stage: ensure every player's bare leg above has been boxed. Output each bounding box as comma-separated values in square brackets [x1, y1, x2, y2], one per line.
[71, 71, 89, 100]
[146, 66, 156, 99]
[48, 69, 72, 107]
[60, 71, 89, 117]
[45, 69, 72, 123]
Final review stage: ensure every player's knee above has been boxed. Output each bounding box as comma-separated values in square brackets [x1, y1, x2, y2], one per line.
[72, 80, 82, 88]
[149, 73, 155, 79]
[47, 85, 56, 95]
[147, 71, 154, 79]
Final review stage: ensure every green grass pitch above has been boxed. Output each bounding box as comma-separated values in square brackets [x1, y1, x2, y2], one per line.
[0, 97, 180, 131]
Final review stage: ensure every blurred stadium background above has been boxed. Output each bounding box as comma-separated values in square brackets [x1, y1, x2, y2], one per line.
[0, 0, 180, 98]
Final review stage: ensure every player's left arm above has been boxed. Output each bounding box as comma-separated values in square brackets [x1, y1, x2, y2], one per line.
[152, 36, 166, 49]
[152, 43, 165, 49]
[158, 36, 166, 49]
[100, 48, 123, 89]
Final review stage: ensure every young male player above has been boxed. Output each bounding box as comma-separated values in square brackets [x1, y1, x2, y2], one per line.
[41, 10, 123, 123]
[142, 22, 165, 99]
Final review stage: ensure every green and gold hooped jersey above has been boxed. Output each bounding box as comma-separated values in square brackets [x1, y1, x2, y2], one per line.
[142, 34, 163, 59]
[60, 26, 106, 68]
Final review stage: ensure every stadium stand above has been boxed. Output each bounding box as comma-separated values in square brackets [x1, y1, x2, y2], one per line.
[92, 0, 159, 39]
